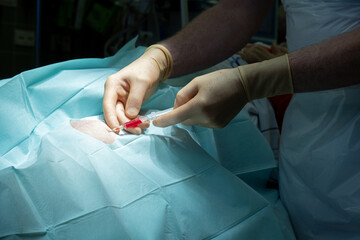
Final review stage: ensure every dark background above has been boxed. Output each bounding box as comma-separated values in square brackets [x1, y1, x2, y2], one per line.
[0, 0, 279, 79]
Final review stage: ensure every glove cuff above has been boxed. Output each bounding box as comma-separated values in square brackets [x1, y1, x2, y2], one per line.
[145, 44, 173, 82]
[237, 54, 293, 101]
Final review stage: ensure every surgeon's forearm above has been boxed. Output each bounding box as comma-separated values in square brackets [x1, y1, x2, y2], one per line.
[160, 0, 273, 77]
[290, 27, 360, 92]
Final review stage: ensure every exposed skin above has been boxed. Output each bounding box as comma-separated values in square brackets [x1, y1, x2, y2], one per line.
[289, 27, 360, 92]
[103, 0, 360, 130]
[160, 0, 274, 77]
[71, 120, 117, 144]
[70, 119, 148, 143]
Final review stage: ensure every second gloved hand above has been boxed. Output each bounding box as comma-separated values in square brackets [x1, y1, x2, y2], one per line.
[153, 68, 249, 128]
[153, 54, 293, 128]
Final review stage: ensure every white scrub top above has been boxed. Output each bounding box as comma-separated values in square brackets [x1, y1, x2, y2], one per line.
[279, 0, 360, 239]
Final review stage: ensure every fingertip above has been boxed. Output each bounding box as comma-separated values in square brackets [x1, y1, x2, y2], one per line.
[139, 122, 150, 129]
[104, 114, 120, 130]
[130, 127, 142, 135]
[152, 119, 163, 128]
[152, 115, 172, 128]
[126, 107, 139, 118]
[103, 96, 120, 129]
[133, 127, 142, 135]
[152, 119, 158, 125]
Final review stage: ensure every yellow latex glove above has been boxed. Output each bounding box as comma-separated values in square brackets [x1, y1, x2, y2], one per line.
[238, 54, 293, 101]
[103, 44, 173, 134]
[153, 54, 293, 128]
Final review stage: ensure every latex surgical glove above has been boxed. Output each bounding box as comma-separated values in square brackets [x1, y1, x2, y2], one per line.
[153, 54, 293, 128]
[154, 68, 248, 128]
[103, 44, 173, 134]
[270, 43, 288, 56]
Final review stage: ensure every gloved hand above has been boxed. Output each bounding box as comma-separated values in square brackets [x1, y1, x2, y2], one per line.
[239, 43, 274, 63]
[103, 44, 173, 134]
[153, 54, 293, 128]
[239, 43, 288, 64]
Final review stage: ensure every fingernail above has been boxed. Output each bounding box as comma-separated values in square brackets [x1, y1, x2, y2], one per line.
[135, 128, 142, 135]
[127, 107, 138, 117]
[152, 120, 164, 128]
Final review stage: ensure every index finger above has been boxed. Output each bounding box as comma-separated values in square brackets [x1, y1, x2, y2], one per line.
[153, 99, 198, 128]
[103, 84, 120, 129]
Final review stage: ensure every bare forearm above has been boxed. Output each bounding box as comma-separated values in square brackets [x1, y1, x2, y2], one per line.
[160, 0, 273, 77]
[290, 27, 360, 92]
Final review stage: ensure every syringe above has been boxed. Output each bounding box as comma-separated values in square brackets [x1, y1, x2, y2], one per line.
[111, 107, 173, 133]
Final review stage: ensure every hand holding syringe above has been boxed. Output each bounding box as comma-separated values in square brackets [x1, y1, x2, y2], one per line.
[110, 107, 173, 133]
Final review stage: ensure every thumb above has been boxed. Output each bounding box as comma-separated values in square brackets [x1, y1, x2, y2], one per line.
[125, 81, 148, 118]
